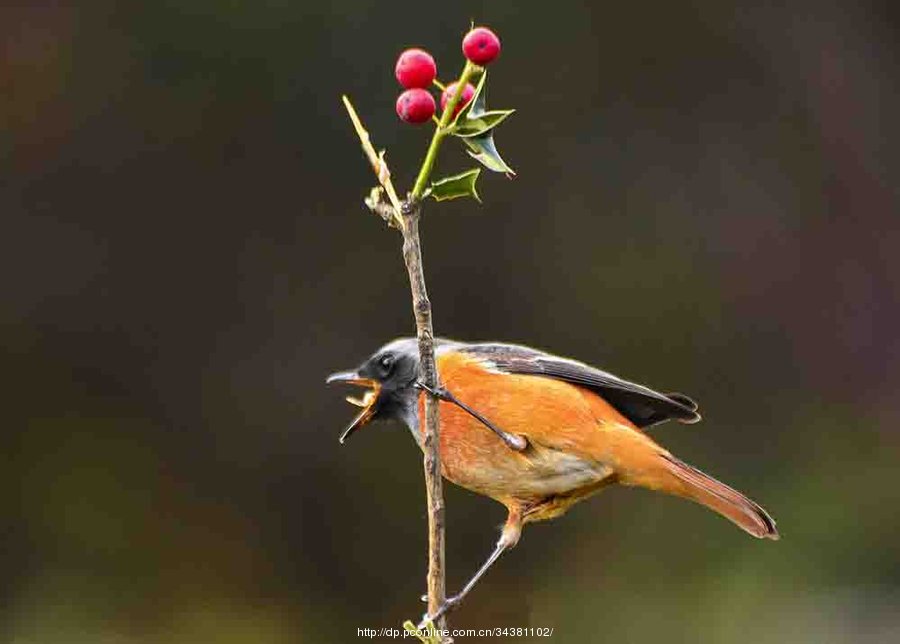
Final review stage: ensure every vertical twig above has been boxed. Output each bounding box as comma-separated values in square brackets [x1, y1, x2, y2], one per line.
[402, 63, 478, 638]
[399, 201, 446, 635]
[343, 63, 478, 638]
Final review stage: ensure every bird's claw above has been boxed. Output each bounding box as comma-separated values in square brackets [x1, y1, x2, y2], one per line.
[418, 595, 462, 629]
[414, 381, 451, 401]
[505, 433, 528, 451]
[415, 380, 528, 452]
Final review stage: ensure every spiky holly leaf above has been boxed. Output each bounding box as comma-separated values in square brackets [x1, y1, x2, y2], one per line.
[463, 133, 515, 176]
[456, 70, 489, 123]
[451, 71, 515, 175]
[453, 108, 515, 138]
[424, 168, 482, 202]
[452, 72, 513, 137]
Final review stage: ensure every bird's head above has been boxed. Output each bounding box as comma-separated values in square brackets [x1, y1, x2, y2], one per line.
[326, 338, 422, 443]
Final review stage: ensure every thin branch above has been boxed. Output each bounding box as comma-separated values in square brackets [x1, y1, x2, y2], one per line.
[342, 95, 405, 227]
[400, 201, 447, 636]
[402, 60, 482, 642]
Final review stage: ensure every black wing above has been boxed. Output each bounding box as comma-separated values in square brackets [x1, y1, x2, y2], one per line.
[458, 342, 701, 428]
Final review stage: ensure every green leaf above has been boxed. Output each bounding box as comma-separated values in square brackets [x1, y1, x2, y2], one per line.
[450, 71, 514, 137]
[453, 108, 515, 138]
[458, 70, 489, 122]
[403, 620, 442, 644]
[464, 133, 515, 176]
[426, 168, 482, 202]
[449, 70, 515, 176]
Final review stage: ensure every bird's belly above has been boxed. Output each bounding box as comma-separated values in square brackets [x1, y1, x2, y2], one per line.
[487, 445, 612, 500]
[434, 406, 614, 502]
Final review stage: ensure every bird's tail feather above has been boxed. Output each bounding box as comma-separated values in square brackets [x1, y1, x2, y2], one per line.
[654, 454, 779, 539]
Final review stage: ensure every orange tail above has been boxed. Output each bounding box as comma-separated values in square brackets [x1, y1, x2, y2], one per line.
[652, 454, 779, 539]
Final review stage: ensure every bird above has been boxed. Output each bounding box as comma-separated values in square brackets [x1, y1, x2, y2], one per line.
[327, 338, 778, 621]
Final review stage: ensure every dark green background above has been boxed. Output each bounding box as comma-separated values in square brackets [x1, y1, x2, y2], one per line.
[3, 1, 898, 642]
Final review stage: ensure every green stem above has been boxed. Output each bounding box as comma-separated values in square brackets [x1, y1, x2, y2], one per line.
[410, 61, 477, 201]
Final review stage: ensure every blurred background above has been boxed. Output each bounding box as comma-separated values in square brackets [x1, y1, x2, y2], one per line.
[2, 1, 898, 642]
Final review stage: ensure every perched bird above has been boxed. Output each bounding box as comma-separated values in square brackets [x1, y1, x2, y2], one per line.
[328, 338, 778, 619]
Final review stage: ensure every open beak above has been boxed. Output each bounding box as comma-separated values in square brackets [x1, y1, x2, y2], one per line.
[326, 371, 381, 444]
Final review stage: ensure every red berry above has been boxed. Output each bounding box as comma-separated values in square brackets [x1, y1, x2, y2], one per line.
[396, 88, 435, 124]
[462, 27, 501, 65]
[440, 82, 475, 118]
[394, 48, 437, 89]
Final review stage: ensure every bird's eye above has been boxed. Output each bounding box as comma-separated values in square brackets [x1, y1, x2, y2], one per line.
[379, 354, 394, 372]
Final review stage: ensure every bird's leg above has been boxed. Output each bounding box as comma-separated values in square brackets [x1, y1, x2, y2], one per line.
[415, 381, 528, 451]
[419, 509, 523, 628]
[419, 541, 507, 626]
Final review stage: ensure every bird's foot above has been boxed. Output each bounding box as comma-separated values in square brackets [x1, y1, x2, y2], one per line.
[414, 381, 528, 452]
[418, 594, 462, 630]
[414, 381, 452, 401]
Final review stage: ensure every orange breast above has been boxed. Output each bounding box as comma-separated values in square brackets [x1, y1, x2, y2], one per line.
[416, 350, 632, 506]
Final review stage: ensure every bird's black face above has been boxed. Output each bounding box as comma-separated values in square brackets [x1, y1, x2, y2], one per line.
[326, 338, 420, 443]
